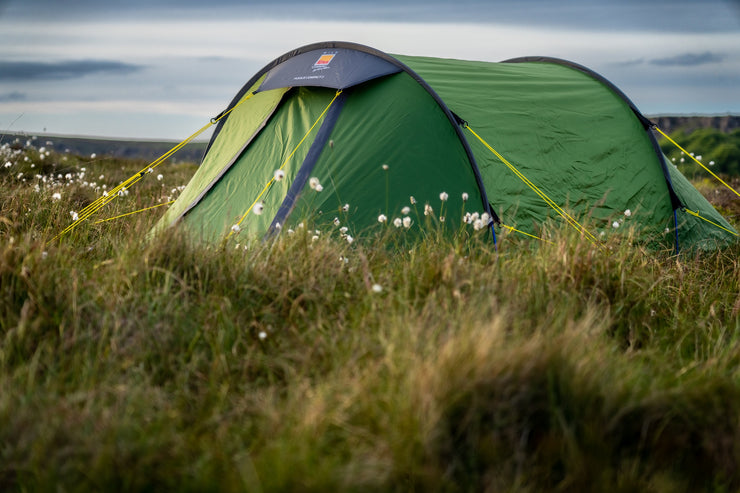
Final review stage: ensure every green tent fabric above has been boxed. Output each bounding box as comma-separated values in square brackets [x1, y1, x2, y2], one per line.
[151, 41, 737, 252]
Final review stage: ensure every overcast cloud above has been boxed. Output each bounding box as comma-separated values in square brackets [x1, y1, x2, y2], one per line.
[0, 0, 738, 139]
[0, 60, 142, 81]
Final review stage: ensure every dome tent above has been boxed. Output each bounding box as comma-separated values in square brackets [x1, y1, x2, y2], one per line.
[151, 41, 736, 251]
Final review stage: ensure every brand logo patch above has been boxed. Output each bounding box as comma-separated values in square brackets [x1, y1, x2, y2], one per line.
[312, 52, 336, 71]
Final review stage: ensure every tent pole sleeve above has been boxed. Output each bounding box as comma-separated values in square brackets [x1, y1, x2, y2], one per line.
[673, 210, 680, 255]
[265, 91, 349, 236]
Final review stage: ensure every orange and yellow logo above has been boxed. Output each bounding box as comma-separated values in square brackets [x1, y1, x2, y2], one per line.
[313, 53, 336, 71]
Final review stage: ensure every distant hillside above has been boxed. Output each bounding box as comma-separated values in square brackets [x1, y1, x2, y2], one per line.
[649, 115, 740, 134]
[0, 133, 208, 164]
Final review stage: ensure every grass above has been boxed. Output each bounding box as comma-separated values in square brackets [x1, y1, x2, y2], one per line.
[2, 140, 740, 491]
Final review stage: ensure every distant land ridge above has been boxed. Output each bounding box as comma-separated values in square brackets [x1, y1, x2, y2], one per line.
[648, 115, 740, 134]
[0, 133, 208, 163]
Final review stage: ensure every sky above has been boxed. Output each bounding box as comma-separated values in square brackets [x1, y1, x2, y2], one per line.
[1, 0, 739, 141]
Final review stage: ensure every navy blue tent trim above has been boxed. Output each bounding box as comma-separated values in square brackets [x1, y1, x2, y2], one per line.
[265, 90, 349, 237]
[257, 47, 401, 92]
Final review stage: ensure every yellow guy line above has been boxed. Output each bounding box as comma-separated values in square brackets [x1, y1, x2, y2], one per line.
[226, 89, 343, 239]
[683, 208, 738, 237]
[464, 124, 602, 248]
[50, 92, 256, 243]
[94, 200, 175, 224]
[654, 125, 740, 199]
[501, 224, 555, 244]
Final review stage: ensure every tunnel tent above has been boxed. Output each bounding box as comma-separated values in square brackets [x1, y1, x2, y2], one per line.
[150, 41, 737, 252]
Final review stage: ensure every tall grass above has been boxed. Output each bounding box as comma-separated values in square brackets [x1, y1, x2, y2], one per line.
[2, 142, 740, 491]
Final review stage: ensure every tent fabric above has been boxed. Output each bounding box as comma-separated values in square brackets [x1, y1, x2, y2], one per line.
[395, 55, 677, 242]
[151, 41, 736, 251]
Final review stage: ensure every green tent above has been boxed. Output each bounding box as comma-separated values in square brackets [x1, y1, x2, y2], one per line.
[152, 41, 737, 252]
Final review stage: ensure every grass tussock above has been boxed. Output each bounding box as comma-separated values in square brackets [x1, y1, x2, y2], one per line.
[1, 143, 740, 491]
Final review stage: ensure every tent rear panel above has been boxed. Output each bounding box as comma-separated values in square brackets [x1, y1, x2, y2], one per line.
[398, 56, 676, 242]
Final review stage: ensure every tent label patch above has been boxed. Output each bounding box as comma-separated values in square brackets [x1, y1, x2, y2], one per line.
[312, 53, 336, 71]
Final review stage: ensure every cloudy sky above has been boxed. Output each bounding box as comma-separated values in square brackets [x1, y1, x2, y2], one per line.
[1, 0, 739, 140]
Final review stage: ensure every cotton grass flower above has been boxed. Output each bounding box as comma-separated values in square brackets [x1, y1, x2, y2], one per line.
[157, 174, 163, 181]
[309, 177, 321, 190]
[274, 169, 285, 181]
[253, 202, 265, 215]
[402, 216, 412, 228]
[424, 204, 433, 216]
[333, 217, 340, 226]
[624, 209, 631, 217]
[382, 164, 389, 170]
[70, 211, 79, 221]
[258, 331, 267, 340]
[342, 203, 350, 212]
[371, 283, 383, 293]
[439, 191, 448, 201]
[345, 235, 354, 244]
[612, 221, 620, 229]
[462, 192, 469, 201]
[51, 192, 61, 200]
[231, 224, 241, 233]
[393, 217, 403, 228]
[401, 206, 410, 215]
[378, 214, 387, 223]
[409, 196, 416, 204]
